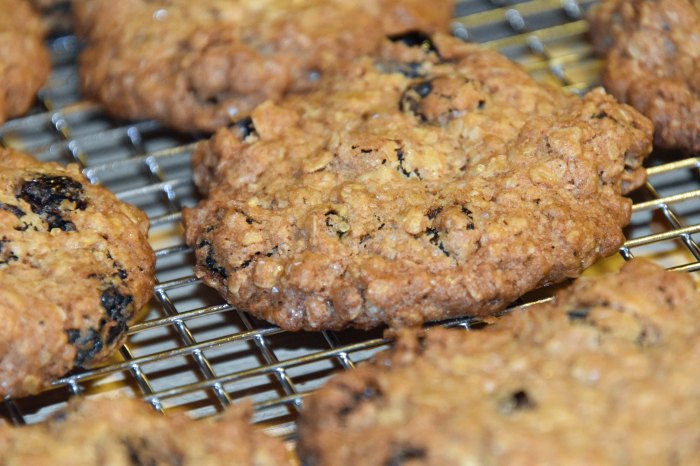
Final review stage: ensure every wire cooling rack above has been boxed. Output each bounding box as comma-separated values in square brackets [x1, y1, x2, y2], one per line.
[1, 0, 699, 440]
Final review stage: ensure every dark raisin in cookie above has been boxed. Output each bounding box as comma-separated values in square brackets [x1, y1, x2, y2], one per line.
[0, 149, 155, 397]
[590, 0, 700, 152]
[0, 0, 50, 124]
[298, 260, 700, 465]
[73, 0, 455, 132]
[0, 396, 292, 465]
[184, 33, 653, 331]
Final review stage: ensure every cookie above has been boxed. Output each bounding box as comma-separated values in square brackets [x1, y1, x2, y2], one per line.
[0, 396, 292, 465]
[183, 33, 653, 331]
[73, 0, 455, 132]
[590, 0, 700, 152]
[298, 260, 700, 465]
[0, 0, 50, 124]
[0, 149, 155, 397]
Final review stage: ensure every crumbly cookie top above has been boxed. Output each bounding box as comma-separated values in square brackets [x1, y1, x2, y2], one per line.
[0, 397, 292, 465]
[298, 260, 700, 465]
[590, 0, 700, 152]
[0, 150, 155, 396]
[74, 0, 454, 131]
[184, 34, 653, 330]
[0, 0, 49, 123]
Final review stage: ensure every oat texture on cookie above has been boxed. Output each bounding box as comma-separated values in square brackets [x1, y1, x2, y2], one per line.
[0, 397, 293, 465]
[184, 33, 653, 331]
[298, 260, 700, 465]
[0, 150, 155, 397]
[590, 0, 700, 152]
[74, 0, 455, 131]
[0, 0, 50, 124]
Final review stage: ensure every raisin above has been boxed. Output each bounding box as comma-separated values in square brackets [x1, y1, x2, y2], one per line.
[234, 117, 257, 139]
[18, 175, 87, 231]
[122, 438, 158, 466]
[567, 308, 590, 321]
[384, 446, 427, 466]
[197, 240, 228, 279]
[112, 260, 129, 280]
[593, 111, 619, 124]
[413, 81, 434, 98]
[400, 80, 433, 121]
[501, 389, 536, 414]
[205, 252, 228, 277]
[395, 149, 411, 177]
[0, 202, 25, 218]
[19, 175, 87, 211]
[66, 328, 104, 366]
[239, 258, 252, 269]
[338, 384, 381, 417]
[101, 286, 133, 345]
[425, 227, 449, 257]
[395, 148, 421, 179]
[387, 30, 441, 57]
[426, 206, 443, 220]
[425, 227, 440, 245]
[511, 390, 535, 409]
[461, 206, 475, 230]
[0, 238, 18, 265]
[101, 286, 132, 320]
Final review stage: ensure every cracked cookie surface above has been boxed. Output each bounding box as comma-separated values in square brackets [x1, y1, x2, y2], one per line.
[0, 150, 155, 397]
[73, 0, 454, 132]
[0, 397, 292, 465]
[298, 260, 700, 465]
[590, 0, 700, 152]
[184, 34, 653, 331]
[0, 0, 50, 124]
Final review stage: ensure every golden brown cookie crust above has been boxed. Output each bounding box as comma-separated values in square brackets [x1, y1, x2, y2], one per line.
[298, 260, 700, 465]
[0, 150, 155, 397]
[590, 0, 700, 152]
[0, 0, 50, 124]
[74, 0, 455, 132]
[0, 397, 292, 465]
[184, 34, 653, 331]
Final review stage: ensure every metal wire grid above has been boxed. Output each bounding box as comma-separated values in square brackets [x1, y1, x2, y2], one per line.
[1, 0, 699, 440]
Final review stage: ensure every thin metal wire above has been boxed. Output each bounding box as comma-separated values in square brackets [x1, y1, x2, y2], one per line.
[131, 122, 237, 411]
[140, 338, 390, 404]
[3, 397, 26, 426]
[236, 311, 303, 411]
[119, 345, 165, 414]
[322, 331, 357, 370]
